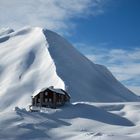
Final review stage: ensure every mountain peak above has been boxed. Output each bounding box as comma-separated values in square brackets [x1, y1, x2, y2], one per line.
[0, 27, 139, 111]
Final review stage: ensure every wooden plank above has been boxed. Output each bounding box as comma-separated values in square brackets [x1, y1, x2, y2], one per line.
[40, 92, 43, 107]
[53, 93, 56, 108]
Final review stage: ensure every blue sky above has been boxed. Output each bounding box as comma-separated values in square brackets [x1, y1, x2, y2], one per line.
[69, 0, 140, 49]
[0, 0, 140, 95]
[66, 0, 140, 95]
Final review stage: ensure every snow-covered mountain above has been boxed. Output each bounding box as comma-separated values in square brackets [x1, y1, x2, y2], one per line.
[0, 27, 139, 111]
[0, 27, 140, 140]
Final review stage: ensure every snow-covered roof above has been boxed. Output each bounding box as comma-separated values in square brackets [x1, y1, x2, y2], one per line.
[48, 87, 65, 95]
[32, 87, 67, 97]
[32, 87, 48, 97]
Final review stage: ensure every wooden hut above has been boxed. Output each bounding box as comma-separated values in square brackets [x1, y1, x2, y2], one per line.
[30, 86, 70, 110]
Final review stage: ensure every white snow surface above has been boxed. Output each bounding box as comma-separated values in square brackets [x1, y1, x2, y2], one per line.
[1, 102, 140, 140]
[0, 27, 140, 140]
[0, 27, 65, 111]
[43, 29, 139, 102]
[0, 27, 14, 36]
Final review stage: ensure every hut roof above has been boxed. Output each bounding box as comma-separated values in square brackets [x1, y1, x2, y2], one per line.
[32, 86, 68, 97]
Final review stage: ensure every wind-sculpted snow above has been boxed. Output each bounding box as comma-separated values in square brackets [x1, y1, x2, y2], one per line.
[0, 27, 140, 140]
[0, 36, 10, 43]
[0, 28, 14, 36]
[19, 51, 36, 79]
[43, 29, 139, 102]
[0, 27, 139, 111]
[0, 27, 65, 111]
[1, 102, 140, 140]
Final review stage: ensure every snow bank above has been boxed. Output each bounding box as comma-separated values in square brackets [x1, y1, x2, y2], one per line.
[1, 102, 140, 140]
[0, 28, 14, 36]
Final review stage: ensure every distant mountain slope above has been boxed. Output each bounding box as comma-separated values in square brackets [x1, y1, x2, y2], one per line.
[0, 27, 139, 111]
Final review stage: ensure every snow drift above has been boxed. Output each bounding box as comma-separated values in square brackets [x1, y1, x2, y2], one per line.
[0, 27, 139, 111]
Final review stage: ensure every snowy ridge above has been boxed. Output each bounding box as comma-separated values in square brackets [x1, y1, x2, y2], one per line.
[0, 27, 139, 111]
[0, 27, 65, 111]
[0, 27, 140, 140]
[43, 29, 139, 102]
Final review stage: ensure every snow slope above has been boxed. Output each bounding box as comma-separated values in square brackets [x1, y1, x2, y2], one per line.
[0, 28, 14, 36]
[0, 27, 140, 140]
[43, 29, 139, 102]
[1, 102, 140, 140]
[0, 27, 139, 111]
[0, 27, 65, 111]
